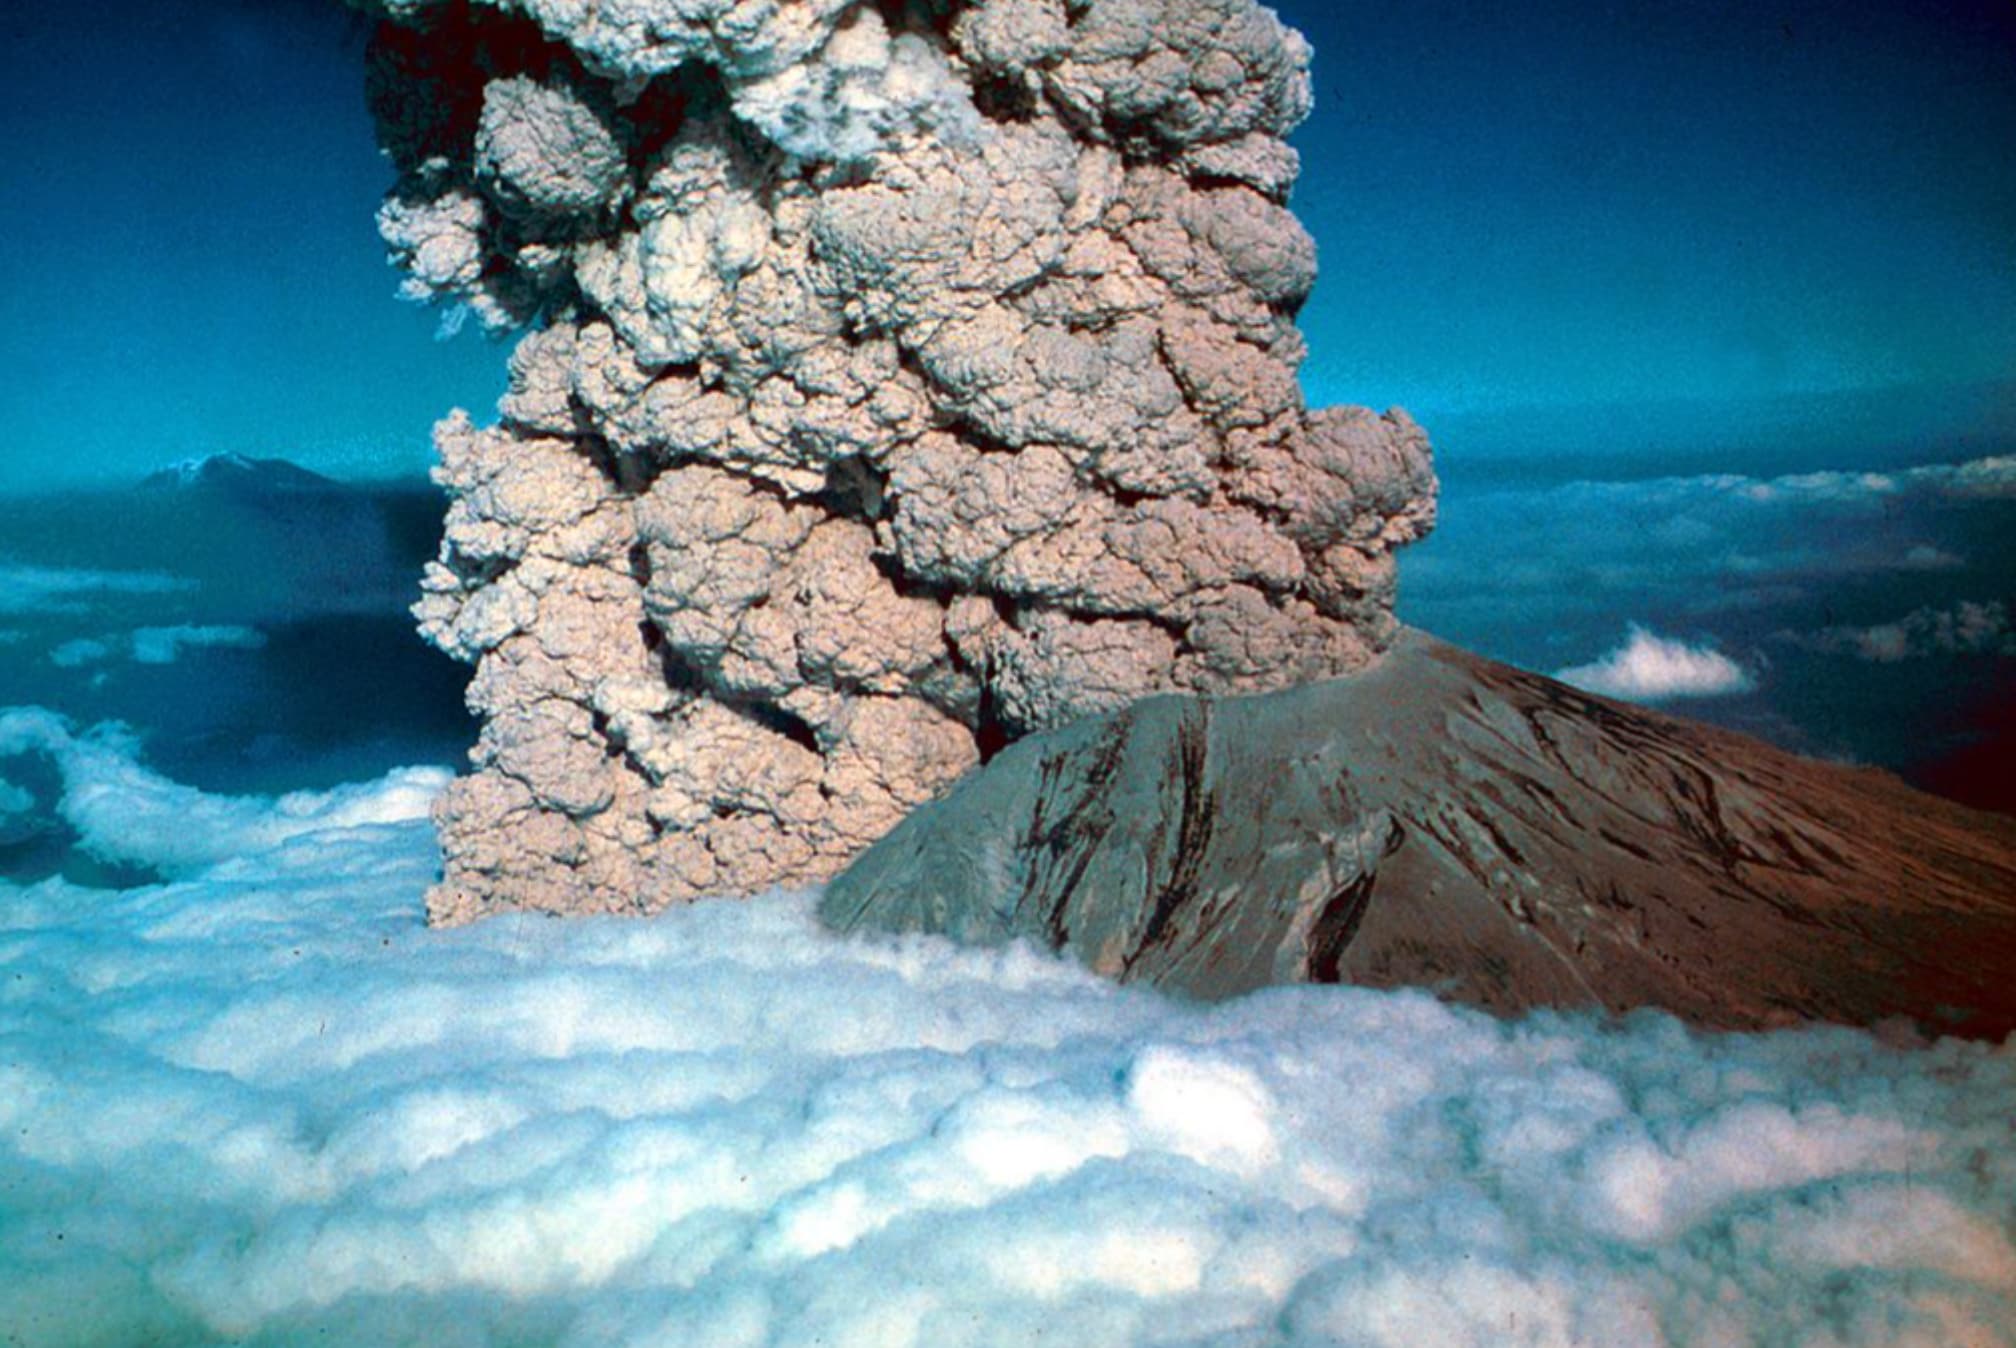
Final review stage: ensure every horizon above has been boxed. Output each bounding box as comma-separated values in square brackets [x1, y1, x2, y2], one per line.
[8, 374, 2016, 497]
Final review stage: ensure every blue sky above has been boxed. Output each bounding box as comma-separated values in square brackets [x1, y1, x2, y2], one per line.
[0, 0, 2012, 488]
[0, 0, 507, 489]
[1287, 0, 2016, 427]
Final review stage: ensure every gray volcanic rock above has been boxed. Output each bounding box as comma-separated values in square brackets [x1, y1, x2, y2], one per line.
[822, 629, 2016, 1037]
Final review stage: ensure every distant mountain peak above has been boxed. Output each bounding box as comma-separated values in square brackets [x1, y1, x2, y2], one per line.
[140, 454, 339, 494]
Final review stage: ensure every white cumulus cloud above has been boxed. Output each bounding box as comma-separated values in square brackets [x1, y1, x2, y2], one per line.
[1710, 455, 2016, 506]
[1942, 454, 2016, 499]
[1405, 452, 2016, 637]
[1553, 625, 1756, 701]
[0, 710, 2011, 1347]
[1899, 543, 1964, 571]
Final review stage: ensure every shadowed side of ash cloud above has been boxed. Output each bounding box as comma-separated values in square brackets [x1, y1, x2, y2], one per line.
[825, 629, 2016, 1038]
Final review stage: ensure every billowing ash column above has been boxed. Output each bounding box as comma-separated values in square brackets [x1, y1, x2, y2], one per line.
[355, 0, 1438, 921]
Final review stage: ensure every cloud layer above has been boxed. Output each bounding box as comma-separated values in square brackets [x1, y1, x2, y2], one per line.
[3, 711, 2013, 1346]
[1400, 450, 2015, 777]
[0, 563, 195, 617]
[0, 708, 448, 877]
[1405, 454, 2016, 643]
[49, 625, 267, 669]
[1785, 600, 2015, 664]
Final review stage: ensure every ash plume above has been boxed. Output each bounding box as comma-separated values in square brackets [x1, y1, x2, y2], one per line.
[355, 0, 1437, 920]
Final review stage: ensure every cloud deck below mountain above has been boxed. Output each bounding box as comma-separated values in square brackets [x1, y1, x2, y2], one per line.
[1, 713, 2012, 1346]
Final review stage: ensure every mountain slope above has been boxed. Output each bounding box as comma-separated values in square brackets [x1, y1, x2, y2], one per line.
[823, 629, 2016, 1037]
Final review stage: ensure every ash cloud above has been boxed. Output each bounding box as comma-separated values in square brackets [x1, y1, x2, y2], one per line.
[353, 0, 1438, 920]
[1, 717, 2012, 1347]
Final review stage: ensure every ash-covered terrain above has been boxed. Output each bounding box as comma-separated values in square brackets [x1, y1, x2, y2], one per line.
[830, 630, 2016, 1034]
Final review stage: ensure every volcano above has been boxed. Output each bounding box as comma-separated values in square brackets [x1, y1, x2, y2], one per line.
[824, 630, 2016, 1038]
